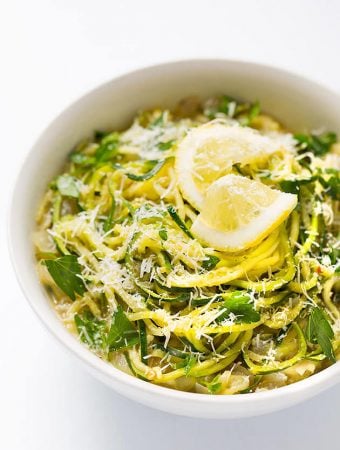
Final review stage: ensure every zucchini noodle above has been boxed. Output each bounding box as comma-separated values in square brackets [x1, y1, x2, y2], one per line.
[35, 96, 340, 395]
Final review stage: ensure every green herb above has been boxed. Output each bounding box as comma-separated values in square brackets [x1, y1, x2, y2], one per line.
[217, 291, 260, 324]
[167, 205, 194, 239]
[240, 100, 260, 126]
[208, 381, 222, 394]
[280, 169, 339, 200]
[197, 375, 223, 393]
[280, 178, 313, 195]
[74, 310, 106, 349]
[138, 320, 148, 363]
[247, 100, 260, 122]
[206, 376, 222, 394]
[103, 195, 116, 232]
[202, 255, 220, 271]
[107, 306, 139, 351]
[159, 229, 168, 241]
[70, 153, 95, 166]
[218, 95, 236, 117]
[294, 132, 337, 156]
[158, 140, 174, 151]
[207, 95, 260, 124]
[306, 307, 335, 362]
[91, 132, 120, 163]
[95, 141, 119, 163]
[44, 255, 86, 301]
[56, 174, 79, 198]
[101, 132, 120, 145]
[126, 159, 167, 181]
[150, 112, 164, 128]
[317, 168, 340, 200]
[176, 354, 196, 375]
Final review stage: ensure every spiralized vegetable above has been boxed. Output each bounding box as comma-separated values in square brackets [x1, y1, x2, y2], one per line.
[35, 96, 340, 395]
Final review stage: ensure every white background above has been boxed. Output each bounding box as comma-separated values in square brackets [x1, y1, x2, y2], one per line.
[1, 1, 340, 449]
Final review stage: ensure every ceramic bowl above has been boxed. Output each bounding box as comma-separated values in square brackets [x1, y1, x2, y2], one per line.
[9, 60, 340, 418]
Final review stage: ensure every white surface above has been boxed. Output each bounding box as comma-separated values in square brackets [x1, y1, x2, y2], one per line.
[1, 0, 339, 447]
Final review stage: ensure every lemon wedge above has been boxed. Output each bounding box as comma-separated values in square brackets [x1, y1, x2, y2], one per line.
[176, 121, 284, 210]
[191, 174, 297, 252]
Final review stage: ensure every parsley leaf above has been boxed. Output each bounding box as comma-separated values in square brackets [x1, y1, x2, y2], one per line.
[280, 178, 313, 195]
[95, 141, 119, 163]
[206, 376, 222, 394]
[44, 255, 86, 301]
[280, 169, 339, 201]
[70, 153, 95, 166]
[217, 292, 260, 324]
[294, 132, 337, 156]
[306, 307, 335, 362]
[56, 174, 79, 198]
[107, 306, 139, 351]
[216, 96, 260, 125]
[248, 100, 260, 122]
[176, 354, 196, 375]
[240, 100, 260, 126]
[217, 95, 237, 116]
[317, 168, 340, 200]
[202, 255, 220, 271]
[158, 140, 174, 151]
[74, 310, 106, 349]
[150, 112, 165, 128]
[198, 375, 223, 394]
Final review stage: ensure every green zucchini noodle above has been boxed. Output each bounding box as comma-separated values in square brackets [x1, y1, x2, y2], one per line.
[35, 96, 340, 394]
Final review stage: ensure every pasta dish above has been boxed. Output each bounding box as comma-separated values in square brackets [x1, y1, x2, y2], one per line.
[35, 96, 339, 394]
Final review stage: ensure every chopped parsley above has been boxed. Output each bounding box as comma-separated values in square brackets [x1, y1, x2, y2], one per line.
[306, 307, 335, 362]
[44, 255, 86, 301]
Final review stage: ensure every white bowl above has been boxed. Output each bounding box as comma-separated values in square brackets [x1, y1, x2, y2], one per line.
[9, 59, 340, 419]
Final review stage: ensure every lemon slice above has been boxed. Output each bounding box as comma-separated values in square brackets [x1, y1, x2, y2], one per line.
[176, 121, 284, 209]
[191, 174, 297, 252]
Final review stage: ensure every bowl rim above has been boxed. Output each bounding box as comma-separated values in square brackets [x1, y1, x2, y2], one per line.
[8, 58, 340, 410]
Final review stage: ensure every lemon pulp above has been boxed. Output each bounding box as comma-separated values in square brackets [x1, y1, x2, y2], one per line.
[191, 174, 297, 252]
